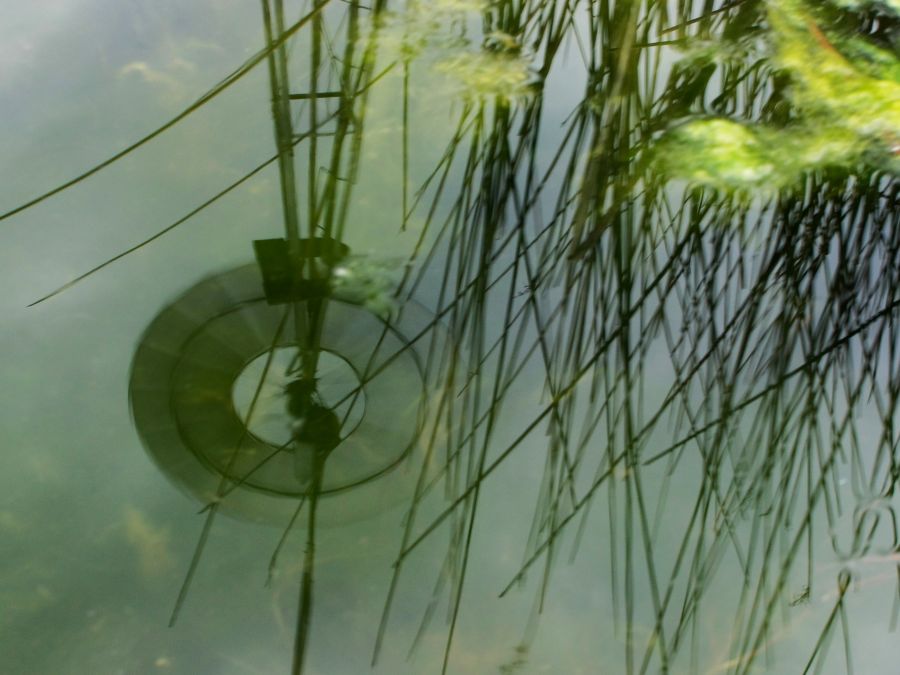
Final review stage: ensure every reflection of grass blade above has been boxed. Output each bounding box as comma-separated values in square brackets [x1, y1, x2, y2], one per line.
[0, 1, 334, 224]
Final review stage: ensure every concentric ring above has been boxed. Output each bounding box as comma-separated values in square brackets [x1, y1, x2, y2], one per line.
[129, 263, 445, 524]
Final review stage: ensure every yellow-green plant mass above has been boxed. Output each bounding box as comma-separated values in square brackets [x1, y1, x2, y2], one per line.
[365, 0, 533, 102]
[833, 0, 900, 12]
[656, 0, 900, 192]
[434, 51, 533, 101]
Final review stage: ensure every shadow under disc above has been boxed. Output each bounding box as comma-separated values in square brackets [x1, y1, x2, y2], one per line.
[129, 263, 446, 525]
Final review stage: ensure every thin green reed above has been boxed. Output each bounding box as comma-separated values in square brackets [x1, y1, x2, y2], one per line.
[2, 1, 897, 673]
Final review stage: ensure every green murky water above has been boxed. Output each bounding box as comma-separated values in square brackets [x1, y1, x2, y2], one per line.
[1, 1, 899, 673]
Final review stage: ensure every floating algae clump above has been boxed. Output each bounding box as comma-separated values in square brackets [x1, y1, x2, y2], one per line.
[363, 0, 534, 102]
[830, 0, 900, 13]
[435, 51, 534, 102]
[655, 119, 863, 193]
[770, 0, 900, 144]
[330, 256, 400, 319]
[654, 0, 900, 191]
[655, 119, 777, 192]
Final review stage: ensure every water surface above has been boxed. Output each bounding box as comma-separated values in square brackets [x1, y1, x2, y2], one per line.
[2, 1, 899, 673]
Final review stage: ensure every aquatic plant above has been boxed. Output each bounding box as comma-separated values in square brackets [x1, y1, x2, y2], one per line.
[434, 50, 534, 101]
[831, 0, 900, 13]
[654, 118, 862, 192]
[2, 1, 898, 674]
[655, 0, 900, 191]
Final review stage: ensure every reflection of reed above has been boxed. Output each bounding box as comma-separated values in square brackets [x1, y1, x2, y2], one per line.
[3, 1, 899, 674]
[377, 3, 900, 674]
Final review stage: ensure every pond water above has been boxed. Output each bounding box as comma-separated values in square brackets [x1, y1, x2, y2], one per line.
[1, 1, 899, 674]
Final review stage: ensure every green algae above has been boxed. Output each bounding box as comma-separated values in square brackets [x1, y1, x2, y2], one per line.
[362, 0, 534, 102]
[770, 0, 900, 143]
[830, 0, 900, 13]
[655, 119, 863, 193]
[434, 50, 534, 102]
[655, 0, 900, 192]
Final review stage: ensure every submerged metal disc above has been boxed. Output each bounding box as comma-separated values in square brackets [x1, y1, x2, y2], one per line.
[129, 263, 443, 524]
